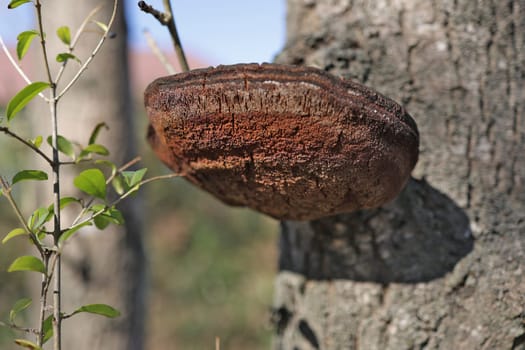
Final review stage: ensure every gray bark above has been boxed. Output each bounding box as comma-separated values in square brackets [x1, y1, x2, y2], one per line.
[36, 1, 146, 349]
[273, 0, 525, 349]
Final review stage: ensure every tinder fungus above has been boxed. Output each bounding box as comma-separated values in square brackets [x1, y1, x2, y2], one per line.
[145, 63, 419, 220]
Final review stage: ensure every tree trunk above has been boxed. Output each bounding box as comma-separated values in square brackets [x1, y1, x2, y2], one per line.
[37, 2, 146, 349]
[273, 1, 525, 349]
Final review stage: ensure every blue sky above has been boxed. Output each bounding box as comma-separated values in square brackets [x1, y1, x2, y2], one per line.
[0, 0, 286, 64]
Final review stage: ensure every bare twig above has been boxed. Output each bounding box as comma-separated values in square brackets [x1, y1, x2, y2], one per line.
[0, 35, 48, 101]
[143, 29, 175, 74]
[56, 0, 119, 99]
[0, 127, 53, 165]
[138, 0, 190, 72]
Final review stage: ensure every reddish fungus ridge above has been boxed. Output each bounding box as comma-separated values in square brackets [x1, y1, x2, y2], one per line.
[145, 63, 419, 221]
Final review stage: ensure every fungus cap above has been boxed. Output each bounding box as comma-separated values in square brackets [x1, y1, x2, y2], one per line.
[145, 63, 419, 220]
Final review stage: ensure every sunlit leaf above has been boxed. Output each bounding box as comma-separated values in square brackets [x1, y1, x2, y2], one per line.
[47, 135, 75, 159]
[2, 228, 27, 244]
[7, 0, 31, 9]
[13, 339, 42, 350]
[6, 82, 49, 121]
[27, 207, 52, 231]
[88, 122, 108, 144]
[72, 304, 120, 318]
[74, 169, 106, 199]
[9, 297, 32, 322]
[56, 53, 80, 64]
[56, 26, 71, 45]
[12, 170, 48, 185]
[16, 30, 39, 60]
[8, 256, 46, 274]
[58, 221, 92, 244]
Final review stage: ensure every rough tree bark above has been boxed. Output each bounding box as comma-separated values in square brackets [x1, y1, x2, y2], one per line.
[273, 1, 525, 349]
[36, 1, 146, 349]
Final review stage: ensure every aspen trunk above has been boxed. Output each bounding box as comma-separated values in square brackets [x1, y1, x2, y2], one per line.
[273, 1, 525, 349]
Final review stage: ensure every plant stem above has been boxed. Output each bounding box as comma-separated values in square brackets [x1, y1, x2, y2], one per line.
[35, 0, 62, 348]
[37, 254, 50, 347]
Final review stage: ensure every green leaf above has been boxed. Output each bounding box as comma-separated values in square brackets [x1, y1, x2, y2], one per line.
[47, 196, 80, 213]
[90, 205, 123, 230]
[56, 26, 71, 45]
[59, 221, 92, 244]
[47, 135, 75, 159]
[30, 135, 43, 148]
[7, 0, 31, 9]
[58, 196, 80, 210]
[113, 169, 147, 195]
[88, 122, 108, 144]
[92, 20, 108, 33]
[122, 168, 148, 187]
[16, 30, 39, 60]
[42, 315, 53, 344]
[8, 256, 46, 274]
[13, 339, 42, 350]
[72, 304, 120, 318]
[27, 207, 52, 231]
[79, 144, 109, 158]
[9, 297, 32, 322]
[2, 228, 27, 244]
[74, 169, 106, 199]
[6, 82, 49, 121]
[12, 170, 48, 185]
[56, 52, 80, 64]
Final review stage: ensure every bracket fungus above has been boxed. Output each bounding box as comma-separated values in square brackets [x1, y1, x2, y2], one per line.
[145, 63, 419, 221]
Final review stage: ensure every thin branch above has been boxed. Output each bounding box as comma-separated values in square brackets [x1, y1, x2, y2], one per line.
[138, 0, 190, 72]
[0, 127, 53, 165]
[162, 0, 190, 72]
[69, 173, 180, 230]
[0, 35, 48, 101]
[56, 0, 119, 99]
[54, 4, 103, 85]
[143, 29, 175, 74]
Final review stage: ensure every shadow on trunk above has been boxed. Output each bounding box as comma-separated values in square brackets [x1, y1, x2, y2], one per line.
[279, 178, 473, 283]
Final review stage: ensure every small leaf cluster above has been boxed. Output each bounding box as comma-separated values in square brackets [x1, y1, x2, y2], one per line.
[1, 1, 152, 349]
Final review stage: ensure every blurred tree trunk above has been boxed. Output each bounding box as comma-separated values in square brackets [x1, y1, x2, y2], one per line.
[273, 0, 525, 349]
[36, 1, 146, 349]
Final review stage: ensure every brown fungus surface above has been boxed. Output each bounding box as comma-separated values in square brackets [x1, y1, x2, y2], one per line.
[145, 63, 419, 220]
